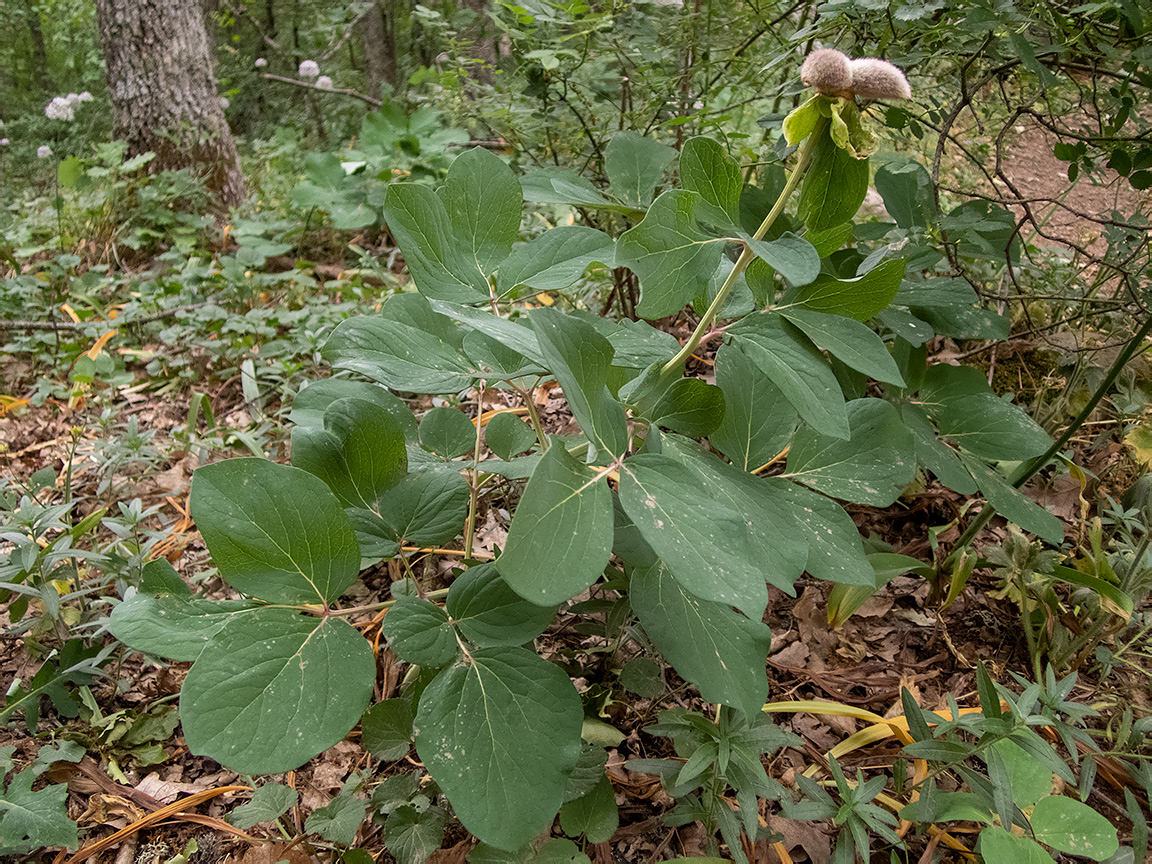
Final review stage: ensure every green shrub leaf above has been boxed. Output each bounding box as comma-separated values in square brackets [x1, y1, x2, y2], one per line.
[360, 699, 415, 761]
[291, 397, 408, 508]
[680, 136, 742, 222]
[190, 459, 360, 605]
[778, 308, 905, 386]
[415, 646, 583, 851]
[109, 594, 263, 662]
[498, 442, 613, 605]
[559, 774, 619, 843]
[497, 226, 615, 296]
[381, 183, 490, 301]
[1031, 795, 1120, 860]
[647, 378, 726, 437]
[438, 147, 522, 276]
[419, 406, 477, 460]
[180, 610, 375, 774]
[604, 131, 677, 208]
[729, 313, 849, 439]
[784, 398, 916, 506]
[631, 561, 771, 718]
[710, 343, 799, 471]
[381, 597, 459, 667]
[791, 258, 906, 320]
[446, 563, 555, 647]
[484, 413, 538, 461]
[798, 122, 870, 230]
[530, 308, 629, 460]
[324, 317, 475, 394]
[615, 190, 727, 320]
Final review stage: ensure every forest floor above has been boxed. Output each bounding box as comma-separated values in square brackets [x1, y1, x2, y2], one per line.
[1, 127, 1150, 864]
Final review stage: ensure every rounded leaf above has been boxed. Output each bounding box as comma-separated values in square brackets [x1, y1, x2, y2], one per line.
[180, 610, 375, 774]
[190, 459, 360, 605]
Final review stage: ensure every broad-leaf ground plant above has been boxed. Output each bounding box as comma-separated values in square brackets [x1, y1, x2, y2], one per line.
[109, 54, 1072, 853]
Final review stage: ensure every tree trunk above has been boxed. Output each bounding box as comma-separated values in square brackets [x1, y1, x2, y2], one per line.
[93, 0, 245, 211]
[357, 0, 397, 99]
[26, 3, 55, 95]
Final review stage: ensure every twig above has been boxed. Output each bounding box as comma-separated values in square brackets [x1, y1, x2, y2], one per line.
[0, 302, 214, 332]
[261, 73, 383, 107]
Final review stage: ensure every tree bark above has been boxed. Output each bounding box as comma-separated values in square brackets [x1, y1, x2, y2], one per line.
[357, 0, 397, 99]
[93, 0, 245, 211]
[25, 3, 56, 95]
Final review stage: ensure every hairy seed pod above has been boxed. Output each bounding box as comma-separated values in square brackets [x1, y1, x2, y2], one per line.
[847, 58, 912, 101]
[800, 49, 853, 96]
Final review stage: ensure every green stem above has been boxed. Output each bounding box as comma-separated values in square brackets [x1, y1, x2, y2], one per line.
[1018, 570, 1043, 682]
[659, 124, 820, 379]
[943, 310, 1152, 570]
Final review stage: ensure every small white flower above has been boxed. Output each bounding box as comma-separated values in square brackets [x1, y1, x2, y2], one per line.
[66, 92, 82, 106]
[37, 145, 53, 159]
[298, 59, 320, 79]
[44, 96, 75, 121]
[315, 75, 333, 90]
[78, 91, 93, 102]
[254, 57, 267, 68]
[0, 139, 9, 146]
[219, 96, 230, 109]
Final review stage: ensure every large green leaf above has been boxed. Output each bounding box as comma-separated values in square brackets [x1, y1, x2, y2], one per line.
[530, 308, 629, 460]
[109, 594, 264, 662]
[768, 479, 874, 586]
[935, 393, 1051, 461]
[604, 131, 677, 208]
[191, 459, 360, 605]
[619, 446, 807, 618]
[558, 774, 619, 844]
[798, 123, 870, 230]
[497, 227, 614, 296]
[729, 313, 849, 439]
[0, 769, 78, 853]
[415, 646, 583, 851]
[324, 317, 475, 394]
[784, 399, 916, 506]
[778, 308, 905, 386]
[647, 378, 726, 437]
[438, 147, 522, 275]
[791, 258, 906, 320]
[615, 190, 727, 320]
[960, 455, 1063, 544]
[362, 466, 470, 547]
[180, 610, 375, 774]
[744, 234, 822, 288]
[419, 406, 477, 460]
[659, 436, 808, 595]
[498, 441, 613, 605]
[631, 561, 771, 718]
[428, 301, 546, 366]
[874, 157, 936, 230]
[291, 397, 408, 509]
[289, 379, 418, 441]
[900, 403, 978, 495]
[1030, 795, 1119, 860]
[360, 699, 414, 761]
[977, 827, 1053, 864]
[381, 183, 490, 301]
[381, 597, 459, 667]
[447, 563, 555, 647]
[710, 343, 799, 471]
[679, 136, 742, 222]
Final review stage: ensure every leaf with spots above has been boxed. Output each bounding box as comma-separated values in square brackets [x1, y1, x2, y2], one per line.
[631, 561, 771, 719]
[415, 646, 583, 851]
[784, 398, 916, 506]
[180, 609, 376, 775]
